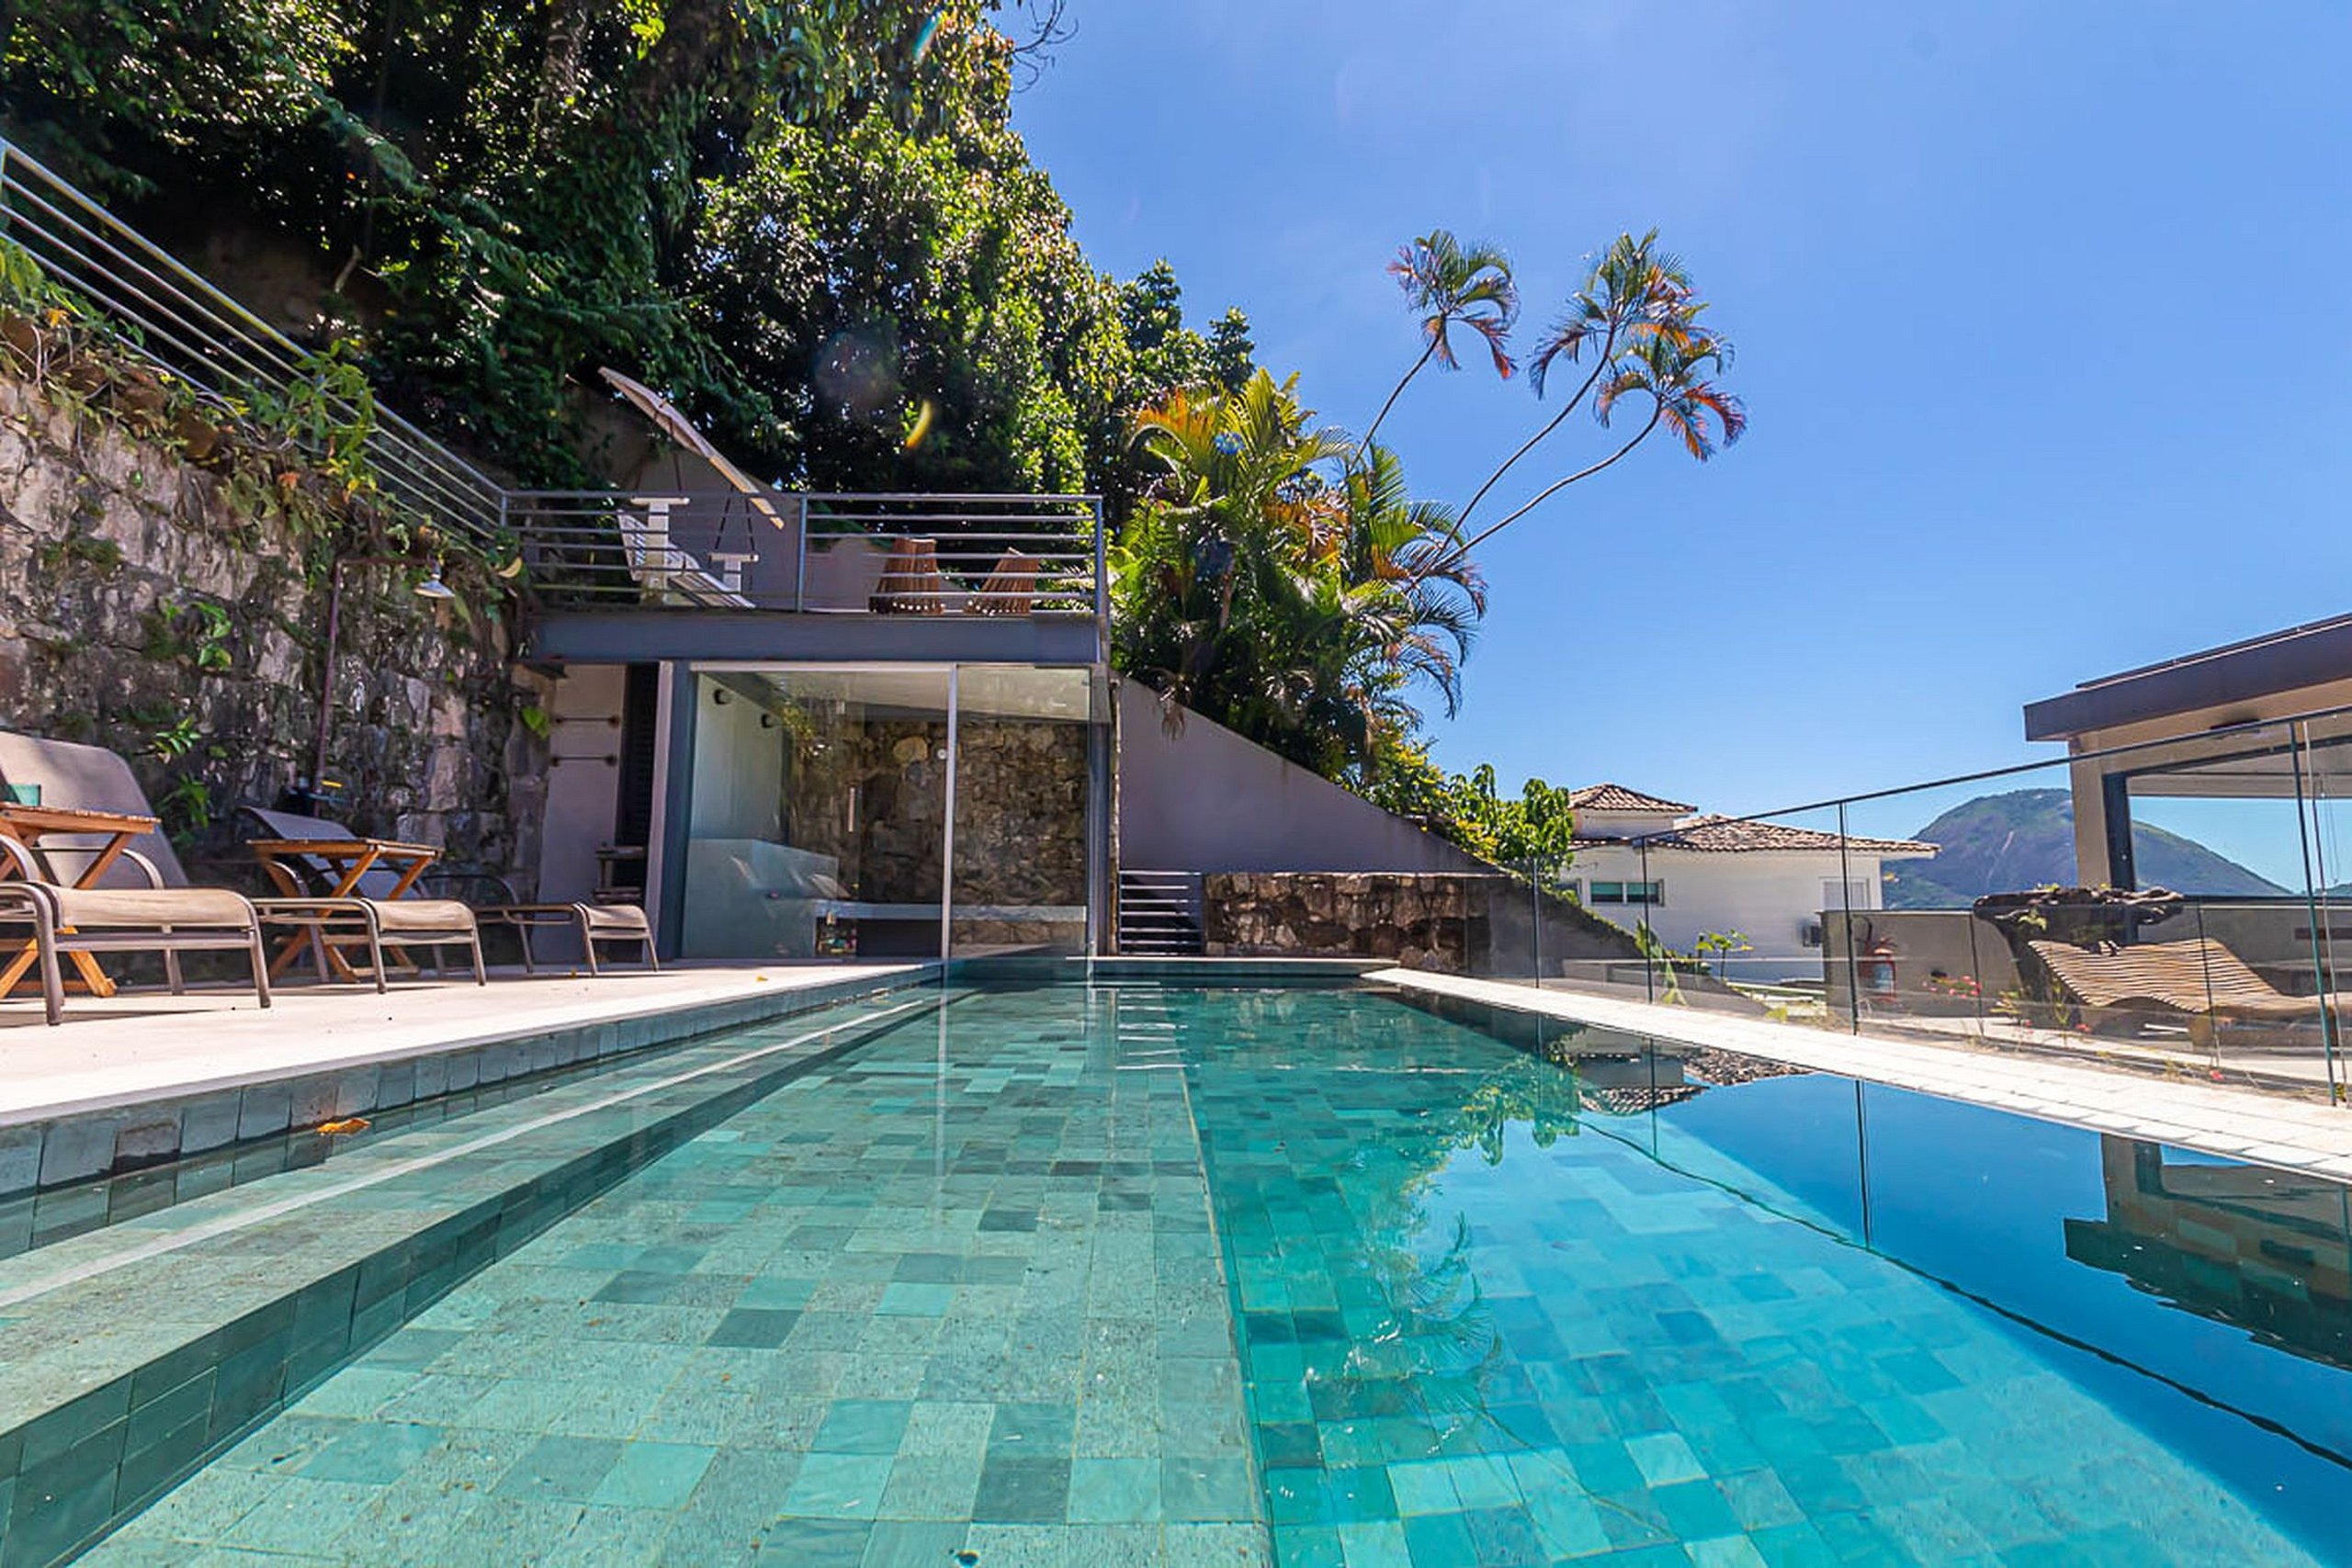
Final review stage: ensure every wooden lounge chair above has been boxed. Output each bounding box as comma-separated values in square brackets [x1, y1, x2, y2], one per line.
[870, 536, 950, 614]
[242, 807, 654, 976]
[0, 733, 272, 1024]
[967, 547, 1039, 616]
[2028, 937, 2352, 1043]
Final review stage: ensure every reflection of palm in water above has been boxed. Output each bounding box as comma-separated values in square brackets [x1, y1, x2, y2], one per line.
[1336, 1108, 1676, 1545]
[1181, 990, 1673, 1538]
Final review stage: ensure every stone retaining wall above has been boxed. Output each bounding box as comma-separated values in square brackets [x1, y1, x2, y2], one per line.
[1204, 870, 1645, 975]
[0, 372, 547, 882]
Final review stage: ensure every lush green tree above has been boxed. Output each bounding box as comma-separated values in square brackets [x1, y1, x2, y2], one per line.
[1118, 261, 1212, 394]
[0, 0, 1183, 491]
[1207, 307, 1257, 393]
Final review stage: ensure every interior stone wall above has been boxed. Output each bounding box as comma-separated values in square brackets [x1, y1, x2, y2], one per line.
[0, 372, 549, 884]
[776, 715, 1087, 908]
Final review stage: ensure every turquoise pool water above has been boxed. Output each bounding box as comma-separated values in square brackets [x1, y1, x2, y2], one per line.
[79, 983, 2352, 1565]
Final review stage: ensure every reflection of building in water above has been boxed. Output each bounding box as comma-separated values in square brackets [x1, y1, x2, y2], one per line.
[2064, 1135, 2352, 1371]
[1542, 1030, 1702, 1115]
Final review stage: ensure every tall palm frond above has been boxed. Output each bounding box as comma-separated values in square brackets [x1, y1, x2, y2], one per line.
[1362, 230, 1518, 448]
[1460, 229, 1694, 529]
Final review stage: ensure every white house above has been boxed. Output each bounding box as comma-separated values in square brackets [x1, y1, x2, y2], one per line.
[1563, 784, 1938, 978]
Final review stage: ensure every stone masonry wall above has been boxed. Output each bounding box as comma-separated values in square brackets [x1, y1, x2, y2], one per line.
[0, 371, 548, 883]
[1204, 871, 1645, 975]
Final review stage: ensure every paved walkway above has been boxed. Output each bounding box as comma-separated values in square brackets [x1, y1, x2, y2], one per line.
[0, 964, 928, 1125]
[1370, 969, 2352, 1178]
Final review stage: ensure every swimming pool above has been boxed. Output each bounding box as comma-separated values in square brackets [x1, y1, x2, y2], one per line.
[64, 982, 2352, 1564]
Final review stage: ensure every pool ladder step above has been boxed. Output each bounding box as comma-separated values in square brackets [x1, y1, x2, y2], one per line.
[1116, 870, 1204, 955]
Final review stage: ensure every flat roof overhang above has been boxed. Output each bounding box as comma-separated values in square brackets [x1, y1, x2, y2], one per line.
[521, 609, 1105, 667]
[2024, 613, 2352, 742]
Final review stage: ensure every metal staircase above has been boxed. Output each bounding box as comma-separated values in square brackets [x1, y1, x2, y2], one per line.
[1116, 870, 1205, 955]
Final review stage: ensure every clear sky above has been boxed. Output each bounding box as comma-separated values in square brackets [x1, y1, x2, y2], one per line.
[1012, 0, 2352, 830]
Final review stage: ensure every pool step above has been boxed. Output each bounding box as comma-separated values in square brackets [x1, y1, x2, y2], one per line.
[1117, 870, 1205, 955]
[0, 985, 933, 1568]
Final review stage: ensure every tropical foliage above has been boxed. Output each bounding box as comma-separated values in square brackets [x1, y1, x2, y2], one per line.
[1111, 371, 1481, 778]
[0, 0, 1204, 490]
[1113, 226, 1742, 859]
[1356, 752, 1580, 868]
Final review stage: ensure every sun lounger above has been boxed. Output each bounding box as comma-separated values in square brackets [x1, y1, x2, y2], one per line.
[0, 732, 273, 1023]
[242, 807, 654, 976]
[2028, 936, 2352, 1040]
[617, 497, 755, 608]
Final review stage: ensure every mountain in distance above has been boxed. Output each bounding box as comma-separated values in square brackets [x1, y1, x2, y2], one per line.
[1881, 788, 2287, 908]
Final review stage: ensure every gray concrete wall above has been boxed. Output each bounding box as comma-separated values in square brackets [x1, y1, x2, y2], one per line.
[1114, 680, 1490, 874]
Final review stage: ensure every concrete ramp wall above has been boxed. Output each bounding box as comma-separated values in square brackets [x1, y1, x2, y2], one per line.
[1115, 680, 1488, 874]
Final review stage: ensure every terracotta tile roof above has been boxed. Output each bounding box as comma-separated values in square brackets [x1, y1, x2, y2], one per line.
[1567, 784, 1696, 815]
[1574, 815, 1939, 856]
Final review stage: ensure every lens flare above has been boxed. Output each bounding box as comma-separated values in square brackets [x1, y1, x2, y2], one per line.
[911, 11, 944, 66]
[903, 398, 937, 451]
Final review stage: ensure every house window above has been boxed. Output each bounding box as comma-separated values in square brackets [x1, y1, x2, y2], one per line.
[1589, 881, 1664, 906]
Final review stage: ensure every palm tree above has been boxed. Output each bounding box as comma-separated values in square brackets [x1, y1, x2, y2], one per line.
[1360, 230, 1518, 449]
[1113, 380, 1488, 777]
[1448, 321, 1747, 559]
[1455, 229, 1691, 530]
[1335, 446, 1487, 723]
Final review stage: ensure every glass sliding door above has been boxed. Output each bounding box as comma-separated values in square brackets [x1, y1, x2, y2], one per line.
[675, 662, 1103, 962]
[678, 668, 953, 959]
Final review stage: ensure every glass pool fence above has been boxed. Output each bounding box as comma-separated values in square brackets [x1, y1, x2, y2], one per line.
[1455, 705, 2352, 1103]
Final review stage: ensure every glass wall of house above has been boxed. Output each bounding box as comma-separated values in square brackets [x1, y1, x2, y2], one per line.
[675, 664, 1101, 961]
[947, 666, 1100, 959]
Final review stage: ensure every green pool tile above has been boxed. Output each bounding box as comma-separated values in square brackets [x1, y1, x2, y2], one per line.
[1161, 1455, 1253, 1522]
[784, 1451, 895, 1519]
[970, 1454, 1071, 1523]
[1068, 1456, 1160, 1523]
[1623, 1431, 1706, 1489]
[492, 1434, 622, 1504]
[706, 1308, 800, 1349]
[589, 1440, 715, 1509]
[295, 1420, 444, 1485]
[813, 1400, 913, 1456]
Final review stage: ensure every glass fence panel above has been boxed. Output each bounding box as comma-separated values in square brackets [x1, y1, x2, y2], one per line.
[948, 665, 1096, 962]
[1830, 760, 2107, 1050]
[2301, 715, 2352, 1101]
[678, 666, 951, 960]
[2099, 717, 2331, 1087]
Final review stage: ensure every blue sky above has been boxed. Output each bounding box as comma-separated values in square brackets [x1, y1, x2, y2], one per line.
[1013, 0, 2352, 831]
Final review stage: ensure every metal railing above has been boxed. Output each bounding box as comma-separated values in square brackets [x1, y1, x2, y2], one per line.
[0, 137, 1113, 627]
[0, 137, 505, 541]
[507, 489, 1104, 618]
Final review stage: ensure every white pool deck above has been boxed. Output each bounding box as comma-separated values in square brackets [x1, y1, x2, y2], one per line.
[10, 958, 2352, 1180]
[1373, 968, 2352, 1178]
[0, 963, 929, 1126]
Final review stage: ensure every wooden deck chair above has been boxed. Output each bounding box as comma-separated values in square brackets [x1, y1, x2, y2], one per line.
[235, 807, 487, 988]
[0, 732, 273, 1023]
[967, 547, 1039, 616]
[870, 536, 950, 614]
